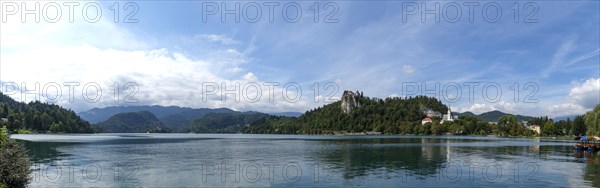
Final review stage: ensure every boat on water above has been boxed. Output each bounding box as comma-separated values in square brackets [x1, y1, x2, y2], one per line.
[575, 136, 600, 151]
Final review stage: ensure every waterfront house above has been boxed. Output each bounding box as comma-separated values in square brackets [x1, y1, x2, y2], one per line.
[421, 117, 433, 125]
[528, 125, 541, 134]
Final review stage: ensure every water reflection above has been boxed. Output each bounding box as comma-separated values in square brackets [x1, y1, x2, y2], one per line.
[313, 138, 448, 180]
[13, 134, 600, 187]
[17, 140, 78, 163]
[573, 150, 600, 187]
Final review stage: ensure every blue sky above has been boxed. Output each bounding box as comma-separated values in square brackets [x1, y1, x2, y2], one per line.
[1, 1, 599, 117]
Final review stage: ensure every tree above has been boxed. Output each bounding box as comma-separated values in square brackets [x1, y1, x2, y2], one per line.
[49, 122, 62, 133]
[497, 115, 528, 136]
[418, 123, 432, 135]
[572, 115, 586, 136]
[554, 120, 567, 136]
[6, 115, 15, 132]
[498, 115, 517, 126]
[585, 104, 600, 136]
[543, 121, 554, 136]
[448, 123, 463, 135]
[1, 105, 8, 118]
[430, 121, 446, 135]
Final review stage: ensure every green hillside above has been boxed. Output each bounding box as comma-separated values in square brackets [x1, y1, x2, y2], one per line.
[96, 111, 170, 133]
[0, 92, 95, 133]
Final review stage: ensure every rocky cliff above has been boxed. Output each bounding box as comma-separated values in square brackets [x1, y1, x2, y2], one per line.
[341, 90, 362, 113]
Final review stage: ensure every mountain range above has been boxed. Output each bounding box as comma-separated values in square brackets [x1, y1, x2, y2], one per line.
[78, 106, 301, 124]
[79, 93, 538, 134]
[453, 110, 535, 122]
[97, 111, 170, 133]
[80, 105, 535, 127]
[80, 106, 289, 133]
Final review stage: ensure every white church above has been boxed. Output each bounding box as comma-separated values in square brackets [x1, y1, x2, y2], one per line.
[441, 105, 458, 124]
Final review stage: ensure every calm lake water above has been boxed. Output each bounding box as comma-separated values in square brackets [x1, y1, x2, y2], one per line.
[10, 134, 600, 187]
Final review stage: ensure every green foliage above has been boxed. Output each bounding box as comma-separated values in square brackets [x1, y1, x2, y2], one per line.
[455, 115, 490, 135]
[248, 92, 498, 136]
[493, 115, 533, 136]
[16, 129, 32, 134]
[243, 93, 444, 135]
[586, 104, 600, 136]
[186, 112, 270, 133]
[245, 116, 299, 134]
[0, 126, 7, 146]
[542, 121, 555, 136]
[242, 92, 595, 137]
[430, 121, 446, 135]
[572, 115, 586, 136]
[477, 110, 535, 122]
[295, 94, 446, 134]
[97, 111, 169, 133]
[447, 123, 463, 134]
[0, 92, 95, 133]
[0, 139, 32, 187]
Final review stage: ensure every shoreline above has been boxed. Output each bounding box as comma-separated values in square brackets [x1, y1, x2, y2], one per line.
[10, 132, 579, 141]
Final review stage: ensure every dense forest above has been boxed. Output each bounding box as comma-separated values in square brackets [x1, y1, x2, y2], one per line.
[458, 110, 535, 122]
[182, 112, 271, 133]
[243, 90, 600, 137]
[97, 111, 171, 133]
[1, 89, 598, 137]
[246, 91, 452, 134]
[0, 92, 96, 133]
[96, 110, 272, 133]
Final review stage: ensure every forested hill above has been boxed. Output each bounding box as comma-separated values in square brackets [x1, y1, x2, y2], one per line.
[0, 92, 95, 133]
[183, 112, 271, 133]
[299, 91, 447, 133]
[456, 110, 535, 122]
[245, 90, 448, 134]
[97, 111, 170, 133]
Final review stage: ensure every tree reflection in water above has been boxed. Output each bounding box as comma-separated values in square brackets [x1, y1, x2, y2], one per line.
[313, 137, 448, 180]
[574, 150, 600, 187]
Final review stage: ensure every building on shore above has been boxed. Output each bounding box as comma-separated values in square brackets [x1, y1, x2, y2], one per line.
[528, 125, 541, 134]
[441, 105, 456, 124]
[421, 117, 433, 125]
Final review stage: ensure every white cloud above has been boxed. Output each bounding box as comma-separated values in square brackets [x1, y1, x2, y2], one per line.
[0, 3, 309, 113]
[568, 78, 600, 109]
[243, 73, 258, 81]
[402, 65, 415, 74]
[227, 67, 243, 73]
[452, 78, 599, 117]
[547, 103, 587, 117]
[195, 34, 240, 45]
[544, 78, 600, 117]
[1, 44, 312, 113]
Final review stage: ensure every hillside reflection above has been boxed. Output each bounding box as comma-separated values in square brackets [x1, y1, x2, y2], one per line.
[313, 138, 448, 179]
[17, 140, 78, 163]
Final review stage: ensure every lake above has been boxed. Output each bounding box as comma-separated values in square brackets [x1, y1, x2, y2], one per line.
[11, 134, 600, 187]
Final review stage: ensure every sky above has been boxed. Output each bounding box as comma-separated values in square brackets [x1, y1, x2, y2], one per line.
[0, 0, 599, 118]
